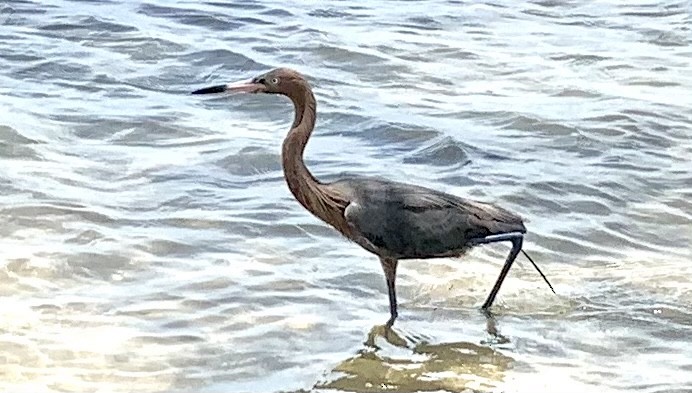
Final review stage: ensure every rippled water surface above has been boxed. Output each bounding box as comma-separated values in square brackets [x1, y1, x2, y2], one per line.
[1, 0, 691, 392]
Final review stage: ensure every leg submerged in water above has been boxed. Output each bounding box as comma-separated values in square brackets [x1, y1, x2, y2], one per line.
[379, 257, 399, 327]
[469, 232, 555, 309]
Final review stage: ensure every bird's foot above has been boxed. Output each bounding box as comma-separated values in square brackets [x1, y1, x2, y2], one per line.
[479, 308, 510, 345]
[385, 313, 397, 329]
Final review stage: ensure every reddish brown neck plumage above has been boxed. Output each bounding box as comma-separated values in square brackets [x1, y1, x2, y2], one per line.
[281, 79, 350, 234]
[281, 81, 319, 203]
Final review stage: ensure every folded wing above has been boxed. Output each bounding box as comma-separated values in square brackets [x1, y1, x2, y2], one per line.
[330, 177, 526, 259]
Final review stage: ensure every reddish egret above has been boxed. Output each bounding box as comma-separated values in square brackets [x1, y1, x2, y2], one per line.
[192, 68, 554, 326]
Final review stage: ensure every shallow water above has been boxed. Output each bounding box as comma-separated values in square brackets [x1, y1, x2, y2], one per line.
[1, 0, 691, 392]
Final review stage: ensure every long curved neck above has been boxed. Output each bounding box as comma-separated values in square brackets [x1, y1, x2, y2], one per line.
[281, 83, 322, 211]
[281, 82, 351, 235]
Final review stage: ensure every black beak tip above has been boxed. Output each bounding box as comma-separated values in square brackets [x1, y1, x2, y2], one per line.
[191, 85, 227, 95]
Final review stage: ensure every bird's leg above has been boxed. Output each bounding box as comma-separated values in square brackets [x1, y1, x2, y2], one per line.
[379, 257, 399, 327]
[480, 308, 510, 345]
[468, 232, 524, 310]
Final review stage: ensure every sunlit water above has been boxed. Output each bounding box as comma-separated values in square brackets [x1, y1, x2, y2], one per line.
[1, 1, 691, 392]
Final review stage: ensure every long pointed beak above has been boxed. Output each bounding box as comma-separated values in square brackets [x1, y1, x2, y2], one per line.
[191, 79, 265, 95]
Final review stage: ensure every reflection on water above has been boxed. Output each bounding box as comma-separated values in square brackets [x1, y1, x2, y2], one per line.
[317, 324, 513, 393]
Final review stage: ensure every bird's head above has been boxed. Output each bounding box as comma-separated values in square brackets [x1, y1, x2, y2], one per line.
[191, 67, 307, 97]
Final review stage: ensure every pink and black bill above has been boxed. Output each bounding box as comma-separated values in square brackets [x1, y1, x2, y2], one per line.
[191, 78, 266, 95]
[191, 84, 227, 95]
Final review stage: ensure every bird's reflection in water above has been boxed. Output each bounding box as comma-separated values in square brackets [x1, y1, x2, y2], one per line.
[316, 314, 514, 393]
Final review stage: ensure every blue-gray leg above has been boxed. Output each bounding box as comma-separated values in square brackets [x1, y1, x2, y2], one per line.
[379, 257, 399, 327]
[469, 232, 524, 309]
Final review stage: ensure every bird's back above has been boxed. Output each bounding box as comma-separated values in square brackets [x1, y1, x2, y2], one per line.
[327, 177, 526, 259]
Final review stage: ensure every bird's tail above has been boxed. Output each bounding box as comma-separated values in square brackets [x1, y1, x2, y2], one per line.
[521, 249, 556, 294]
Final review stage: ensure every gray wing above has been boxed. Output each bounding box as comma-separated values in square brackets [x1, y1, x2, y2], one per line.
[331, 177, 526, 259]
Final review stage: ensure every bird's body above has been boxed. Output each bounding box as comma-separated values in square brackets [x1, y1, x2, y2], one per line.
[328, 177, 525, 259]
[193, 67, 554, 326]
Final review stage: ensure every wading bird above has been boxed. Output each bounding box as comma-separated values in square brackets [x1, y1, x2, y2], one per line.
[192, 68, 554, 326]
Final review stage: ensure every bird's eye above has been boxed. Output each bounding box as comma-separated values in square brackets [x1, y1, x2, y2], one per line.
[271, 77, 279, 84]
